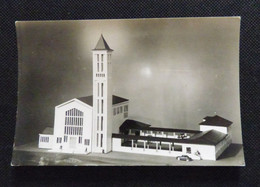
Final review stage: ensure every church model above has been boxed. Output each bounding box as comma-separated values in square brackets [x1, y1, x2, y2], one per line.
[38, 35, 233, 161]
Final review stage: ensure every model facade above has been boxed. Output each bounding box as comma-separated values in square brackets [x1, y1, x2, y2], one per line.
[39, 35, 232, 161]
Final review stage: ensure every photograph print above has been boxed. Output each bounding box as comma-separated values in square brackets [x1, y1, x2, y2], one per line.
[12, 17, 245, 166]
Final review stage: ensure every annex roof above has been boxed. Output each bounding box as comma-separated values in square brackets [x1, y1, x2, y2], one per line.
[119, 119, 151, 133]
[40, 127, 53, 135]
[112, 129, 227, 146]
[76, 95, 128, 107]
[119, 119, 201, 134]
[199, 115, 233, 127]
[93, 34, 113, 51]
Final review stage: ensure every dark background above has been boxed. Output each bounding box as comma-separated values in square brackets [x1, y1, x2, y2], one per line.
[0, 0, 259, 186]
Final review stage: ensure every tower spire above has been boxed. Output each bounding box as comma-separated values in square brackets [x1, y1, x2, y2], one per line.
[93, 34, 113, 51]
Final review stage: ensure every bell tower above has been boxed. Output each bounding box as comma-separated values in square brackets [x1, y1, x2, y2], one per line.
[92, 35, 113, 153]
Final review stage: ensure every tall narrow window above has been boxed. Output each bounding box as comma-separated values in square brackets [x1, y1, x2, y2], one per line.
[101, 134, 103, 147]
[101, 63, 103, 72]
[101, 116, 103, 131]
[97, 100, 99, 113]
[101, 100, 104, 114]
[101, 83, 104, 97]
[97, 116, 99, 130]
[98, 83, 99, 96]
[97, 134, 99, 147]
[97, 63, 99, 72]
[101, 54, 103, 61]
[97, 54, 99, 61]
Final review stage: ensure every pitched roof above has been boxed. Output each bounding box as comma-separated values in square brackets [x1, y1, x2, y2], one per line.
[113, 95, 129, 105]
[199, 115, 233, 127]
[41, 127, 53, 135]
[93, 34, 113, 51]
[77, 96, 93, 106]
[76, 95, 128, 107]
[119, 119, 151, 133]
[189, 129, 227, 145]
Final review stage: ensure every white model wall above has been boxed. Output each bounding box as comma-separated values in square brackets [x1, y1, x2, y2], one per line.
[52, 100, 93, 153]
[215, 134, 232, 159]
[178, 143, 216, 160]
[112, 138, 217, 160]
[200, 125, 228, 134]
[38, 135, 53, 149]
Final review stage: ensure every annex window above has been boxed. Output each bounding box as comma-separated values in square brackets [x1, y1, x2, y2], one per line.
[97, 116, 99, 130]
[124, 112, 128, 118]
[174, 145, 182, 152]
[113, 108, 116, 115]
[120, 106, 123, 113]
[117, 107, 120, 114]
[186, 147, 191, 154]
[124, 105, 128, 112]
[97, 100, 99, 113]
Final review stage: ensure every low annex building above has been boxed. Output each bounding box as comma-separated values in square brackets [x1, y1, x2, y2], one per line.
[38, 35, 233, 161]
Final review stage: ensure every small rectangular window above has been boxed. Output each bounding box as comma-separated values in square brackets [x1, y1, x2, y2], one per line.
[124, 112, 128, 118]
[120, 106, 123, 113]
[85, 139, 90, 146]
[117, 107, 120, 114]
[79, 137, 82, 144]
[186, 147, 191, 154]
[124, 105, 128, 112]
[113, 108, 116, 115]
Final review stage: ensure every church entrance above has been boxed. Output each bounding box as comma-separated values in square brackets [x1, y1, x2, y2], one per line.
[69, 137, 77, 149]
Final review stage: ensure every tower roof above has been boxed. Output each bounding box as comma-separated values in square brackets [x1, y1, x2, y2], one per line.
[199, 115, 233, 127]
[93, 34, 113, 51]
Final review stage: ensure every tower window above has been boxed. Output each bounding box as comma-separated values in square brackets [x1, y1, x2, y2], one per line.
[101, 100, 104, 114]
[97, 54, 99, 61]
[101, 134, 103, 147]
[101, 116, 103, 131]
[101, 63, 103, 72]
[101, 54, 104, 61]
[101, 83, 104, 97]
[98, 83, 99, 96]
[97, 63, 99, 72]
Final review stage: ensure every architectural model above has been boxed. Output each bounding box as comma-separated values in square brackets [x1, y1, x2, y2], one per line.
[38, 35, 233, 161]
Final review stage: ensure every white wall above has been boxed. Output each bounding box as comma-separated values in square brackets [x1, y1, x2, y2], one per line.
[52, 99, 93, 153]
[112, 138, 217, 160]
[215, 134, 232, 159]
[38, 134, 53, 149]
